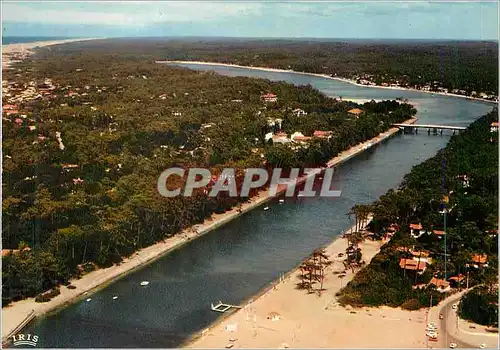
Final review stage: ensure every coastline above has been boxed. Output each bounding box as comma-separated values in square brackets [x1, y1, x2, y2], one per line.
[2, 38, 103, 69]
[185, 215, 427, 349]
[161, 60, 498, 105]
[1, 115, 416, 342]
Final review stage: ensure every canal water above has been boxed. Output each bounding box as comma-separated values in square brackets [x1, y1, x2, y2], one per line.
[25, 64, 493, 348]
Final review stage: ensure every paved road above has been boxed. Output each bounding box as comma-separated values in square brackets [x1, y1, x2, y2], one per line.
[429, 291, 498, 349]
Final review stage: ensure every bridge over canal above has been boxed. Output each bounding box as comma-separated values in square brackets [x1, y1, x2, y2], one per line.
[393, 123, 466, 135]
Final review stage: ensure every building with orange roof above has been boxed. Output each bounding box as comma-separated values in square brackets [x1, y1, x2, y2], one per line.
[313, 130, 333, 138]
[347, 108, 363, 116]
[471, 253, 488, 267]
[399, 258, 427, 274]
[429, 277, 451, 292]
[491, 122, 498, 133]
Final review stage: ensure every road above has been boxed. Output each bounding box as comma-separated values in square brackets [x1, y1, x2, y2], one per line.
[429, 291, 498, 349]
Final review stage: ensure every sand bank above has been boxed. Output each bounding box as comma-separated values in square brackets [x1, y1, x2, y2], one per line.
[2, 38, 102, 69]
[186, 218, 427, 348]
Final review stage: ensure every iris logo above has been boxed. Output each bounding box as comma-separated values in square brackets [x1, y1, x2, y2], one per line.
[12, 333, 39, 347]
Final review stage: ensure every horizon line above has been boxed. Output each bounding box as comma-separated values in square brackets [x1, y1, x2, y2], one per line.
[2, 35, 498, 42]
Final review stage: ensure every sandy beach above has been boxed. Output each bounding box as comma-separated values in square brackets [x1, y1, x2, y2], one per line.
[163, 60, 498, 105]
[1, 114, 415, 342]
[2, 38, 102, 69]
[187, 218, 427, 349]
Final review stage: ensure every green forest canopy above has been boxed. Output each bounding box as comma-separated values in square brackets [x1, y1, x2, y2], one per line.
[2, 49, 416, 305]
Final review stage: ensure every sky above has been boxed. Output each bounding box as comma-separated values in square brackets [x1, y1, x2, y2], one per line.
[2, 1, 499, 40]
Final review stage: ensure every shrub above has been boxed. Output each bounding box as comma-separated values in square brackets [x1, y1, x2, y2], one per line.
[459, 287, 498, 327]
[35, 287, 61, 303]
[402, 298, 421, 310]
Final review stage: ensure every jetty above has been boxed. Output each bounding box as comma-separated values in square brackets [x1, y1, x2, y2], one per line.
[211, 301, 243, 313]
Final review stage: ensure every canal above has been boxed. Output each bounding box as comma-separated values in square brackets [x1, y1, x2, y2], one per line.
[25, 64, 494, 348]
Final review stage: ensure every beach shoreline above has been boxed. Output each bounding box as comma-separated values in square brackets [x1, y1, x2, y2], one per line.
[161, 60, 498, 105]
[185, 215, 427, 349]
[2, 38, 103, 69]
[1, 112, 415, 342]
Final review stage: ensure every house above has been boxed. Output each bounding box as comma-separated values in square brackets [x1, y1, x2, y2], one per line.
[62, 164, 79, 171]
[347, 108, 363, 117]
[456, 175, 470, 188]
[6, 109, 19, 115]
[409, 223, 424, 238]
[292, 108, 307, 116]
[265, 132, 291, 144]
[267, 118, 283, 129]
[471, 254, 488, 268]
[429, 277, 451, 293]
[432, 229, 446, 238]
[399, 258, 427, 274]
[72, 178, 85, 185]
[261, 93, 277, 103]
[313, 130, 333, 139]
[290, 131, 312, 143]
[396, 247, 431, 264]
[2, 104, 17, 111]
[490, 122, 498, 133]
[2, 247, 31, 257]
[448, 274, 465, 287]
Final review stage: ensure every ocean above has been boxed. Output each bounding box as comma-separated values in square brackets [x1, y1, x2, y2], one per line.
[2, 36, 76, 45]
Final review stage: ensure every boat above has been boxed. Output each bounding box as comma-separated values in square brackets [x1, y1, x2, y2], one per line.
[263, 207, 269, 211]
[279, 199, 284, 204]
[140, 281, 150, 286]
[113, 296, 118, 300]
[86, 298, 92, 302]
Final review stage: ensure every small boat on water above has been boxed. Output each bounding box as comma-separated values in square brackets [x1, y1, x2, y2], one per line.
[113, 296, 118, 300]
[86, 298, 92, 302]
[140, 281, 150, 286]
[263, 207, 269, 211]
[279, 199, 284, 204]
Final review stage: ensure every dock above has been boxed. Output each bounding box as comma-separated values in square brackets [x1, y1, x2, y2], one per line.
[211, 301, 243, 313]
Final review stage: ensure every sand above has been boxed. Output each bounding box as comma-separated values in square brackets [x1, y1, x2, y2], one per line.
[162, 60, 498, 105]
[187, 220, 427, 349]
[2, 38, 102, 69]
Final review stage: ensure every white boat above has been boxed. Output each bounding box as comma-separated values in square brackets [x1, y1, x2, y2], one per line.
[263, 207, 269, 211]
[86, 298, 92, 302]
[279, 199, 284, 204]
[140, 281, 150, 286]
[113, 296, 118, 300]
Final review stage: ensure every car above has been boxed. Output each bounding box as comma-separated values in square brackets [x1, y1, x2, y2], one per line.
[479, 344, 486, 349]
[452, 304, 458, 310]
[450, 342, 457, 349]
